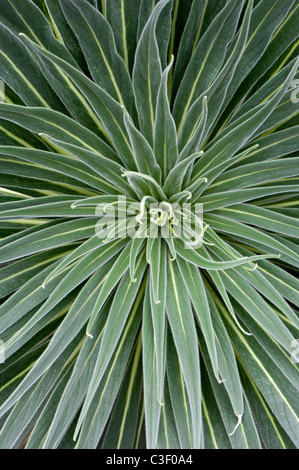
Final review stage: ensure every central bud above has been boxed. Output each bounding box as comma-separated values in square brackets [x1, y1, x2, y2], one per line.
[149, 201, 176, 227]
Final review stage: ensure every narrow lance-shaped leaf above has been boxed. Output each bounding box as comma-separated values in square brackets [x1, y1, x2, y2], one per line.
[133, 0, 171, 147]
[154, 55, 178, 180]
[222, 0, 295, 110]
[74, 252, 147, 441]
[176, 257, 219, 381]
[60, 0, 137, 118]
[163, 152, 203, 197]
[174, 238, 280, 271]
[123, 108, 161, 182]
[173, 0, 242, 134]
[143, 281, 164, 449]
[166, 330, 193, 449]
[179, 95, 208, 161]
[166, 255, 202, 448]
[150, 241, 167, 407]
[180, 0, 253, 149]
[0, 103, 118, 162]
[86, 241, 133, 334]
[222, 298, 299, 447]
[191, 57, 299, 182]
[35, 134, 136, 198]
[106, 0, 140, 72]
[0, 24, 58, 109]
[19, 34, 137, 170]
[204, 288, 244, 421]
[0, 146, 118, 195]
[76, 293, 144, 449]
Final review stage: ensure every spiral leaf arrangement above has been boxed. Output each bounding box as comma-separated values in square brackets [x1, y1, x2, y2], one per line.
[0, 0, 298, 449]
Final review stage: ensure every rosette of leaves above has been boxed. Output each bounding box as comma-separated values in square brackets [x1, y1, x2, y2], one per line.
[0, 0, 298, 449]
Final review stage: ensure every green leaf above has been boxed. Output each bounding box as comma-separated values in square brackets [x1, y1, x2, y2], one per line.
[204, 157, 299, 195]
[163, 151, 203, 196]
[43, 0, 87, 70]
[0, 246, 69, 299]
[0, 253, 119, 417]
[178, 95, 208, 161]
[239, 367, 296, 449]
[171, 0, 209, 100]
[204, 289, 244, 419]
[76, 299, 143, 449]
[257, 259, 299, 307]
[75, 257, 146, 441]
[38, 292, 111, 449]
[174, 238, 278, 270]
[166, 330, 193, 449]
[232, 3, 299, 113]
[0, 24, 62, 109]
[200, 185, 299, 212]
[86, 240, 133, 334]
[181, 0, 253, 148]
[166, 255, 202, 448]
[150, 240, 167, 405]
[0, 0, 77, 64]
[60, 0, 136, 118]
[223, 304, 299, 447]
[143, 283, 164, 449]
[222, 0, 296, 111]
[199, 322, 261, 449]
[101, 337, 143, 449]
[0, 217, 97, 263]
[1, 241, 124, 364]
[0, 153, 99, 194]
[156, 377, 180, 449]
[176, 257, 219, 381]
[191, 58, 299, 181]
[0, 145, 124, 195]
[133, 0, 171, 147]
[205, 213, 299, 265]
[0, 340, 77, 449]
[19, 35, 137, 169]
[154, 56, 178, 180]
[123, 109, 161, 180]
[33, 135, 136, 197]
[173, 0, 242, 135]
[0, 103, 118, 161]
[219, 268, 296, 354]
[215, 204, 299, 238]
[25, 367, 74, 449]
[201, 366, 232, 449]
[106, 0, 140, 73]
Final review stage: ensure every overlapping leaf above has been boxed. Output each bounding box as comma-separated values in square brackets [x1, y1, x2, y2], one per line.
[0, 0, 298, 450]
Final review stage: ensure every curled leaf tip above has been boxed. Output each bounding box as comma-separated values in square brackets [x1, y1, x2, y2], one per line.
[228, 414, 243, 436]
[218, 378, 226, 384]
[250, 263, 258, 271]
